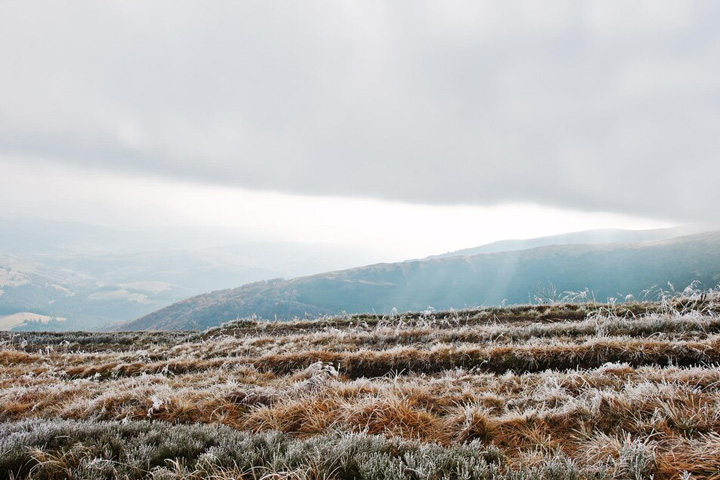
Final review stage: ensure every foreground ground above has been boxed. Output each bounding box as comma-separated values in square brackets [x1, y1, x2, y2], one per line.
[2, 297, 720, 479]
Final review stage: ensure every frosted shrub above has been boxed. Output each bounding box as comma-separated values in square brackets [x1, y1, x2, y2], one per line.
[614, 436, 657, 480]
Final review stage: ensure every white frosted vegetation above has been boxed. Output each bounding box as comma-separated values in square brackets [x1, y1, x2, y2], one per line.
[2, 296, 720, 478]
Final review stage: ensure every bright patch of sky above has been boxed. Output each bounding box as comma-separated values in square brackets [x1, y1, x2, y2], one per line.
[0, 156, 670, 260]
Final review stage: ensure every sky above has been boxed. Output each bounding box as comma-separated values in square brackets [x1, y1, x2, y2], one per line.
[1, 0, 716, 260]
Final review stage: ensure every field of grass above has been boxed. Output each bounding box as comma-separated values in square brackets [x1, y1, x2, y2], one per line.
[2, 296, 720, 479]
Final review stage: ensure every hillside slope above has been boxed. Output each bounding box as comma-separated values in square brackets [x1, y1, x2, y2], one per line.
[124, 232, 720, 330]
[0, 219, 380, 331]
[428, 225, 703, 258]
[6, 298, 720, 479]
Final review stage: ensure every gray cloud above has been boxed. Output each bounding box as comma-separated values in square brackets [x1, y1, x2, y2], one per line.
[1, 0, 719, 222]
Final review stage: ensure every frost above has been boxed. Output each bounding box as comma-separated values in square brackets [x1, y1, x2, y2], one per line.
[147, 395, 163, 417]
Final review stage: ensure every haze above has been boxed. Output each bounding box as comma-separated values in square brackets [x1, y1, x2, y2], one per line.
[2, 0, 718, 259]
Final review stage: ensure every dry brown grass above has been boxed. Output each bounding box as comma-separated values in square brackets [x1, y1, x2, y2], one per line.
[4, 299, 720, 478]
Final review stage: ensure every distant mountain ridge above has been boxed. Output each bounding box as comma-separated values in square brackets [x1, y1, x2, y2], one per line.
[0, 219, 382, 331]
[428, 226, 704, 259]
[123, 230, 720, 331]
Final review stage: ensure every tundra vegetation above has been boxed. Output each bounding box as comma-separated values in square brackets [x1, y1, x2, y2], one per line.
[2, 293, 720, 479]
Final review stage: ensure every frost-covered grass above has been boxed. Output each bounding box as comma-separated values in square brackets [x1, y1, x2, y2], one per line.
[2, 296, 720, 479]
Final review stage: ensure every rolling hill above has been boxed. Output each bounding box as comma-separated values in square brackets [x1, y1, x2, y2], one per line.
[0, 220, 383, 331]
[427, 225, 704, 258]
[124, 231, 720, 330]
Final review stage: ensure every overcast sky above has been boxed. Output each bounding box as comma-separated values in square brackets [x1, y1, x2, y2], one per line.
[0, 1, 716, 258]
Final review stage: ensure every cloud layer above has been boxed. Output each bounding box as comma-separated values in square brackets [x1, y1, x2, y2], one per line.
[1, 1, 718, 222]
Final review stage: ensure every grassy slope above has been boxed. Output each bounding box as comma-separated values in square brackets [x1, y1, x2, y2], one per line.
[125, 232, 720, 330]
[428, 225, 700, 259]
[3, 296, 720, 478]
